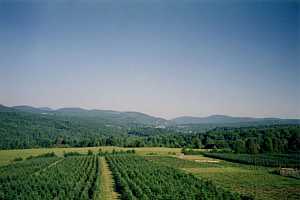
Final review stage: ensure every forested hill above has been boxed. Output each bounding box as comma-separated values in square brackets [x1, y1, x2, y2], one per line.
[0, 105, 128, 149]
[8, 105, 300, 126]
[11, 105, 167, 126]
[0, 105, 299, 150]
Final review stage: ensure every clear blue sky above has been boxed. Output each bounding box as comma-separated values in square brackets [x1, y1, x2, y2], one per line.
[0, 0, 299, 119]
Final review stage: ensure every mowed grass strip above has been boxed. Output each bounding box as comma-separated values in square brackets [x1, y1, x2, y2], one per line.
[147, 155, 300, 200]
[100, 157, 120, 200]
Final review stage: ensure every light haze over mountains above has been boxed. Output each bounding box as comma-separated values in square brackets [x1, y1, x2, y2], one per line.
[4, 105, 299, 126]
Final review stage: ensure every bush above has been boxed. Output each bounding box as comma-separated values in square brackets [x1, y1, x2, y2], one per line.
[26, 155, 34, 160]
[210, 148, 233, 153]
[37, 152, 56, 158]
[64, 151, 82, 157]
[182, 148, 203, 155]
[26, 152, 57, 160]
[87, 150, 93, 155]
[126, 149, 136, 154]
[13, 157, 23, 162]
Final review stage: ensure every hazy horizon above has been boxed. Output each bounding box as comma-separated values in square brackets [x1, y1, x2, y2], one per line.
[1, 1, 299, 119]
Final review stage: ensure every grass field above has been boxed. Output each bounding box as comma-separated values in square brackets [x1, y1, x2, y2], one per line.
[0, 146, 181, 166]
[146, 155, 300, 200]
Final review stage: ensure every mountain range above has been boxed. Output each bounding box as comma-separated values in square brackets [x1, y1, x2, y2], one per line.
[1, 105, 299, 126]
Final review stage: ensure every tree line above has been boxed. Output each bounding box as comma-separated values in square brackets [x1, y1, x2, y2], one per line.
[0, 110, 299, 153]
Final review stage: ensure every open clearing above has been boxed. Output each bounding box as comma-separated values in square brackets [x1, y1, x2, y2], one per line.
[176, 154, 220, 163]
[147, 155, 300, 200]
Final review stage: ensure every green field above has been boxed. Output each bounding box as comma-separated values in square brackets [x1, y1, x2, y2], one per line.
[146, 155, 300, 200]
[107, 154, 244, 199]
[1, 147, 299, 200]
[0, 152, 242, 200]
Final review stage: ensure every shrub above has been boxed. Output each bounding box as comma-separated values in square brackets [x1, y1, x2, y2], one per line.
[87, 150, 93, 155]
[63, 151, 82, 157]
[13, 157, 23, 162]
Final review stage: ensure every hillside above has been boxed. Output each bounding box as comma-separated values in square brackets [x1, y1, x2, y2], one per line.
[12, 106, 166, 126]
[1, 105, 299, 150]
[170, 115, 300, 125]
[11, 105, 300, 126]
[0, 106, 131, 149]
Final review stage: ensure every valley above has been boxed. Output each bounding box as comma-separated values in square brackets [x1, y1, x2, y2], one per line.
[0, 105, 299, 199]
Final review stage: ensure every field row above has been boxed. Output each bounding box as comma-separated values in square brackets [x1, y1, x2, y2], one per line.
[106, 155, 245, 200]
[202, 152, 300, 168]
[0, 156, 101, 200]
[1, 154, 247, 200]
[1, 153, 299, 200]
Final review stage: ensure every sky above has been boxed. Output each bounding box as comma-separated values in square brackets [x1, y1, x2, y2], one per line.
[0, 0, 299, 119]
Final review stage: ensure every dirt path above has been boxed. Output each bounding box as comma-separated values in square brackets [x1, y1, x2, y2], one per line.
[99, 157, 120, 200]
[176, 155, 220, 163]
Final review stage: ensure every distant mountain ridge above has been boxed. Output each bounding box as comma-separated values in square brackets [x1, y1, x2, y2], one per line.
[170, 115, 286, 124]
[10, 105, 167, 126]
[4, 105, 300, 126]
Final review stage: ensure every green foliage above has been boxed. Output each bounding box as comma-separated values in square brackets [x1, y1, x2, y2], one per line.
[168, 151, 176, 155]
[26, 152, 57, 160]
[148, 156, 300, 200]
[203, 153, 300, 168]
[233, 140, 247, 153]
[182, 148, 203, 155]
[63, 151, 82, 157]
[126, 149, 136, 154]
[0, 106, 299, 155]
[26, 155, 34, 160]
[0, 109, 126, 149]
[12, 157, 23, 162]
[98, 149, 136, 156]
[0, 157, 60, 180]
[262, 137, 273, 152]
[107, 155, 243, 200]
[202, 125, 300, 154]
[88, 149, 93, 155]
[36, 152, 57, 158]
[0, 156, 101, 200]
[246, 138, 260, 154]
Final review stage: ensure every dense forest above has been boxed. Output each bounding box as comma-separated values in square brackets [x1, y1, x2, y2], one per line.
[194, 125, 300, 154]
[0, 105, 299, 154]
